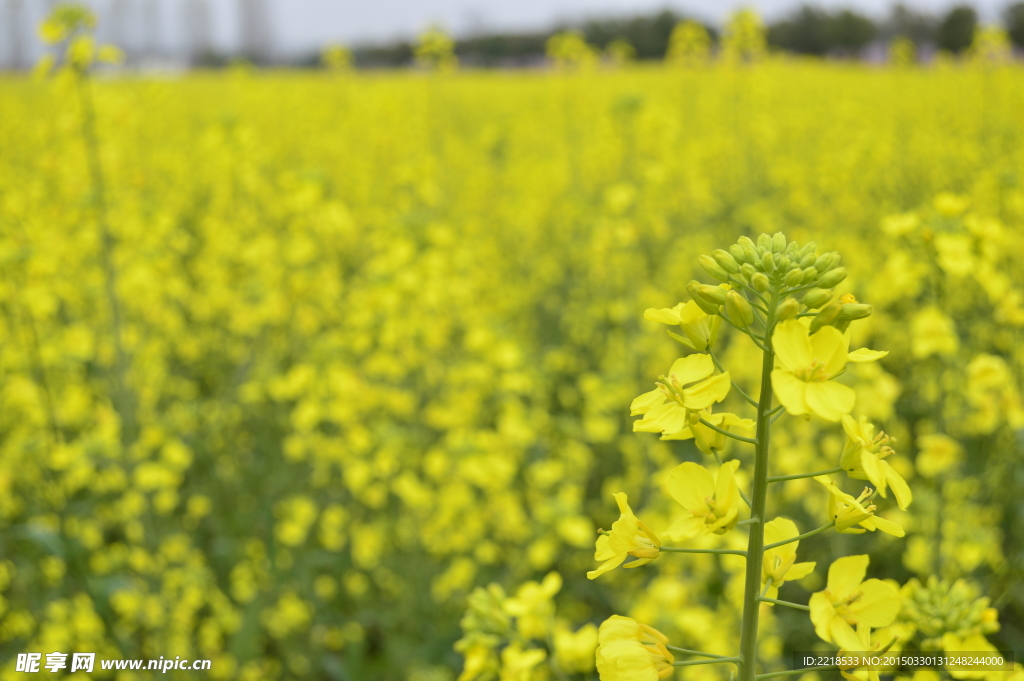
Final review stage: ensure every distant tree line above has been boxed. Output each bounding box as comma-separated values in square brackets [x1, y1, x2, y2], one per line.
[352, 2, 1024, 68]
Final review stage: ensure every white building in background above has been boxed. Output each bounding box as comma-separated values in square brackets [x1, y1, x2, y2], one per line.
[0, 0, 276, 70]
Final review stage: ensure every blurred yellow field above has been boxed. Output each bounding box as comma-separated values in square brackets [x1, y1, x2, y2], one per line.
[1, 14, 1023, 680]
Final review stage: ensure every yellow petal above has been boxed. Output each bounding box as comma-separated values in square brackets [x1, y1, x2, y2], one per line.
[664, 515, 705, 541]
[812, 326, 849, 377]
[613, 492, 632, 515]
[852, 579, 900, 627]
[809, 592, 837, 642]
[848, 348, 889, 362]
[883, 462, 913, 510]
[594, 535, 615, 561]
[587, 555, 625, 580]
[773, 320, 813, 372]
[863, 515, 904, 537]
[645, 307, 682, 325]
[598, 615, 641, 645]
[786, 561, 816, 580]
[668, 354, 714, 385]
[714, 459, 741, 514]
[859, 451, 886, 494]
[667, 462, 715, 512]
[763, 517, 800, 559]
[682, 371, 732, 410]
[826, 555, 869, 597]
[630, 389, 666, 416]
[831, 619, 865, 652]
[772, 370, 809, 415]
[805, 380, 856, 421]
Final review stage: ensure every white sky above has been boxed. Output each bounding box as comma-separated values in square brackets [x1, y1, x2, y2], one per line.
[0, 0, 1011, 64]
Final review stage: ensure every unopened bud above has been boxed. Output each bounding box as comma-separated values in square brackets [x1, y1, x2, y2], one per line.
[740, 263, 758, 280]
[737, 236, 756, 251]
[817, 267, 848, 289]
[772, 232, 787, 253]
[837, 303, 873, 321]
[711, 249, 741, 274]
[798, 253, 816, 268]
[760, 251, 776, 271]
[751, 272, 770, 292]
[783, 268, 804, 287]
[757, 233, 772, 251]
[801, 267, 818, 283]
[699, 255, 731, 282]
[810, 302, 842, 334]
[726, 291, 754, 327]
[797, 241, 817, 259]
[813, 252, 836, 272]
[784, 240, 800, 255]
[776, 255, 792, 271]
[802, 288, 831, 309]
[730, 243, 750, 264]
[688, 280, 721, 314]
[698, 284, 727, 305]
[776, 297, 800, 320]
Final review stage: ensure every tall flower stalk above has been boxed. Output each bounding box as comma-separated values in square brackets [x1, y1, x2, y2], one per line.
[590, 233, 910, 681]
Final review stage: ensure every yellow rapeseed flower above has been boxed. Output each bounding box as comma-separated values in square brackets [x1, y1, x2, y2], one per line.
[809, 555, 899, 650]
[772, 320, 886, 421]
[644, 300, 721, 352]
[840, 415, 912, 510]
[631, 354, 731, 435]
[816, 476, 904, 536]
[588, 493, 661, 580]
[664, 460, 742, 541]
[595, 615, 675, 681]
[661, 409, 755, 455]
[761, 518, 816, 600]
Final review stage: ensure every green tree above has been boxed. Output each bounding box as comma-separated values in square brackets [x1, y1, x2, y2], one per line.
[1005, 2, 1024, 48]
[937, 5, 978, 53]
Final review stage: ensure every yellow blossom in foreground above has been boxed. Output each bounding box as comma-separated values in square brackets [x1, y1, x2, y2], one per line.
[631, 354, 731, 435]
[816, 476, 904, 536]
[644, 300, 721, 352]
[810, 555, 899, 649]
[664, 460, 742, 541]
[771, 320, 886, 421]
[840, 415, 912, 510]
[941, 632, 1000, 680]
[588, 494, 661, 580]
[837, 624, 888, 681]
[504, 572, 561, 639]
[595, 615, 675, 681]
[761, 517, 816, 600]
[661, 409, 755, 455]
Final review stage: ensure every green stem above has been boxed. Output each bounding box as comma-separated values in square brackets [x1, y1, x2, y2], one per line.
[666, 646, 730, 659]
[710, 349, 758, 408]
[736, 518, 759, 526]
[737, 293, 777, 681]
[699, 418, 758, 445]
[756, 597, 810, 611]
[660, 547, 748, 557]
[767, 467, 842, 483]
[757, 668, 835, 680]
[763, 521, 836, 551]
[674, 657, 743, 667]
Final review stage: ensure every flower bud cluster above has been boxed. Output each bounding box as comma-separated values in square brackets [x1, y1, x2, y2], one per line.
[899, 576, 1000, 648]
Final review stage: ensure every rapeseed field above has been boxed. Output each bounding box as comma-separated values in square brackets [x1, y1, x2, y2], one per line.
[0, 10, 1023, 681]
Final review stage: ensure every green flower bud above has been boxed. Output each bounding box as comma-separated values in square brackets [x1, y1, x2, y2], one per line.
[737, 236, 756, 251]
[813, 252, 836, 272]
[810, 302, 842, 334]
[798, 253, 816, 269]
[801, 288, 831, 309]
[698, 284, 728, 305]
[760, 251, 775, 272]
[711, 249, 741, 274]
[796, 241, 817, 259]
[757, 233, 772, 251]
[699, 254, 731, 282]
[751, 272, 770, 292]
[784, 240, 800, 255]
[817, 267, 848, 288]
[740, 263, 758, 280]
[776, 255, 792, 271]
[783, 268, 804, 287]
[729, 243, 750, 264]
[776, 297, 800, 320]
[837, 303, 872, 321]
[771, 232, 787, 253]
[742, 245, 759, 264]
[726, 290, 754, 328]
[688, 280, 721, 314]
[801, 266, 818, 283]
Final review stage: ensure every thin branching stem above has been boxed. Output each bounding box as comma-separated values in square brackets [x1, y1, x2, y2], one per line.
[660, 547, 748, 557]
[756, 597, 810, 611]
[767, 467, 842, 483]
[763, 521, 836, 551]
[674, 657, 743, 667]
[712, 449, 753, 508]
[699, 418, 758, 445]
[667, 647, 730, 659]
